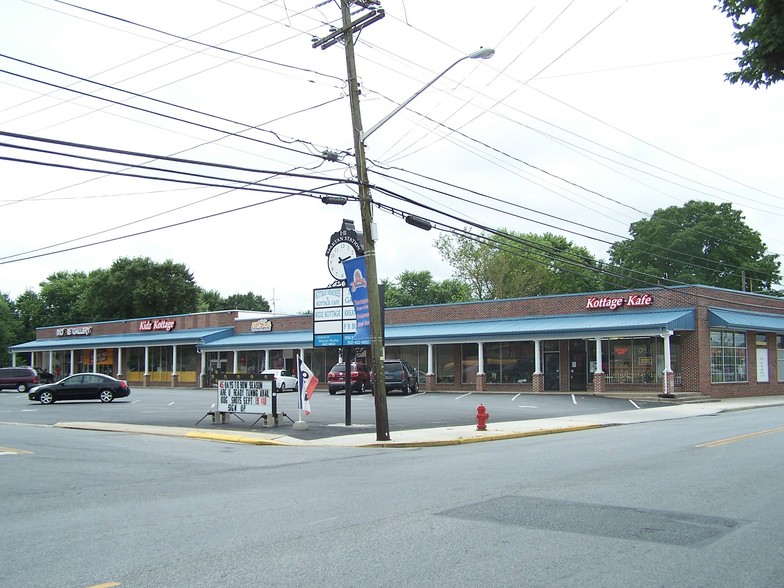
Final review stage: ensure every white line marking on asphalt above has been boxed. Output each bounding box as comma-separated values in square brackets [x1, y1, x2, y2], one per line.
[629, 400, 641, 409]
[512, 394, 521, 401]
[132, 400, 140, 404]
[456, 393, 472, 400]
[518, 405, 538, 409]
[571, 394, 577, 404]
[168, 402, 175, 406]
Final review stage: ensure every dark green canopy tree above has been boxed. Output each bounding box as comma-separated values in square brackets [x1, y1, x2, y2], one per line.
[382, 270, 472, 308]
[716, 0, 784, 88]
[608, 200, 781, 292]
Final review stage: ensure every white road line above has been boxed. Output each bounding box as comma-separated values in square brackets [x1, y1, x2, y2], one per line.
[456, 393, 473, 400]
[168, 402, 175, 406]
[512, 393, 521, 401]
[518, 405, 538, 409]
[629, 399, 641, 409]
[571, 394, 577, 404]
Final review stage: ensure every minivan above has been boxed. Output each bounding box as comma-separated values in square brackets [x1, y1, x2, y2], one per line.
[0, 366, 40, 392]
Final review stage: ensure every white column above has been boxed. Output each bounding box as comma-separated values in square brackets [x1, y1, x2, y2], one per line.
[69, 350, 75, 375]
[663, 332, 672, 372]
[199, 349, 206, 386]
[595, 337, 603, 374]
[172, 345, 178, 376]
[233, 352, 239, 373]
[117, 347, 123, 377]
[427, 344, 434, 375]
[477, 342, 485, 375]
[144, 346, 150, 376]
[92, 348, 97, 373]
[264, 350, 270, 371]
[534, 340, 542, 374]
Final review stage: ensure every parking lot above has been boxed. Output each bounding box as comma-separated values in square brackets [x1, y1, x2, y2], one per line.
[1, 386, 665, 441]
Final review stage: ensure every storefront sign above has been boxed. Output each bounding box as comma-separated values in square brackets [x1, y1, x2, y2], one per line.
[139, 319, 176, 332]
[250, 319, 272, 332]
[586, 294, 653, 310]
[56, 326, 92, 336]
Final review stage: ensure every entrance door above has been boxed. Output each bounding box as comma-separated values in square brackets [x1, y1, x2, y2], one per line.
[544, 352, 560, 391]
[569, 340, 587, 391]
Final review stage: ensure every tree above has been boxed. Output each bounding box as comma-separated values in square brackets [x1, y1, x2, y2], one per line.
[0, 293, 23, 367]
[716, 0, 784, 88]
[14, 289, 45, 343]
[38, 271, 90, 326]
[81, 257, 201, 320]
[435, 230, 604, 300]
[382, 271, 472, 308]
[223, 292, 270, 312]
[608, 200, 781, 292]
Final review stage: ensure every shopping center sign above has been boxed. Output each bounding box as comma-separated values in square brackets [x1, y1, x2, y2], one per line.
[585, 293, 653, 310]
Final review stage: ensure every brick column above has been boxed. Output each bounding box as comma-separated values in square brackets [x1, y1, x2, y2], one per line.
[592, 372, 606, 394]
[425, 373, 436, 392]
[532, 372, 544, 393]
[475, 372, 487, 392]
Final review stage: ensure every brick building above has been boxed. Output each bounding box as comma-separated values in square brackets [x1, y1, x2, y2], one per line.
[10, 285, 784, 398]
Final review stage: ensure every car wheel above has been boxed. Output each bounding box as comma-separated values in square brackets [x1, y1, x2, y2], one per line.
[412, 380, 419, 394]
[359, 381, 366, 394]
[39, 391, 54, 404]
[279, 383, 286, 393]
[403, 382, 411, 395]
[329, 388, 337, 395]
[99, 389, 114, 403]
[16, 383, 28, 393]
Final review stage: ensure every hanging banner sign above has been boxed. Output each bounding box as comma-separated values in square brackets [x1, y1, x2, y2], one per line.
[341, 256, 371, 346]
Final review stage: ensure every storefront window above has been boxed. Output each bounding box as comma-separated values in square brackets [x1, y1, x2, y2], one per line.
[384, 345, 427, 382]
[778, 336, 784, 383]
[125, 348, 145, 383]
[236, 351, 265, 374]
[177, 346, 199, 384]
[711, 330, 747, 383]
[484, 342, 535, 383]
[434, 344, 456, 383]
[461, 343, 478, 384]
[601, 336, 680, 383]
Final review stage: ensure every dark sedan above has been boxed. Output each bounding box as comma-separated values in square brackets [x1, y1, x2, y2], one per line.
[28, 373, 131, 404]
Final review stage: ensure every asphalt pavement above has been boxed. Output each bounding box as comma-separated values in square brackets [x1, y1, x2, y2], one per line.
[53, 394, 784, 448]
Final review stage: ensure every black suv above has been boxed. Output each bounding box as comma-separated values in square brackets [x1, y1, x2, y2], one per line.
[380, 359, 419, 395]
[0, 366, 40, 392]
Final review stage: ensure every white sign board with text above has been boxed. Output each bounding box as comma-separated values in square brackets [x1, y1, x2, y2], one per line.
[217, 379, 274, 414]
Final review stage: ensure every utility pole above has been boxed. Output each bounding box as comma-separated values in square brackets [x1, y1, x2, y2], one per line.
[313, 0, 390, 440]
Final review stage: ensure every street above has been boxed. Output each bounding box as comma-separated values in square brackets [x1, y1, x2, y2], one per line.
[2, 404, 783, 587]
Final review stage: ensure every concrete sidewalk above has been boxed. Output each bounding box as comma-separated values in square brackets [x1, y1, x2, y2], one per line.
[55, 395, 784, 448]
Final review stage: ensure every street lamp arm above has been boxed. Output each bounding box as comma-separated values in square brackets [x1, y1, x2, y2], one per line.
[360, 47, 494, 143]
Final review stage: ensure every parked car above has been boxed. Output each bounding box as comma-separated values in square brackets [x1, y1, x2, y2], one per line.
[328, 362, 372, 395]
[28, 373, 131, 404]
[0, 366, 40, 392]
[34, 367, 55, 384]
[261, 369, 298, 392]
[379, 359, 419, 395]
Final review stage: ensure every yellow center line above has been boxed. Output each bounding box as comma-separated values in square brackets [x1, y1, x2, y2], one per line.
[696, 425, 784, 448]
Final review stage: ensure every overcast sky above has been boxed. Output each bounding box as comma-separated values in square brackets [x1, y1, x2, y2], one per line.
[1, 0, 782, 315]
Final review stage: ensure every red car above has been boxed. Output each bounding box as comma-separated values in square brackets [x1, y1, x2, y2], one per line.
[327, 362, 372, 395]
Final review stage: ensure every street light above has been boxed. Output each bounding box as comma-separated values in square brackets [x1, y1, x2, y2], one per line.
[339, 0, 494, 441]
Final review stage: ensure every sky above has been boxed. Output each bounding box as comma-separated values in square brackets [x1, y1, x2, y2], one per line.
[1, 0, 782, 315]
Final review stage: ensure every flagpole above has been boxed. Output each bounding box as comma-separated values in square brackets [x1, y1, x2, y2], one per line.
[293, 354, 308, 430]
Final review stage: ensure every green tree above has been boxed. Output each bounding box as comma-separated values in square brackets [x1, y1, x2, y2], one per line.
[82, 257, 201, 320]
[14, 289, 45, 343]
[436, 230, 604, 299]
[382, 270, 472, 308]
[38, 271, 90, 326]
[716, 0, 784, 88]
[223, 292, 271, 312]
[197, 289, 225, 312]
[608, 200, 781, 292]
[0, 293, 23, 366]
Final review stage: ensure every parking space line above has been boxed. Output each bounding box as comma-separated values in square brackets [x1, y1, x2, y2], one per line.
[456, 393, 472, 400]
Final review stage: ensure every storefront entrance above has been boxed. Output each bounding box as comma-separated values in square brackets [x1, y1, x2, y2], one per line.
[544, 342, 560, 390]
[569, 340, 587, 391]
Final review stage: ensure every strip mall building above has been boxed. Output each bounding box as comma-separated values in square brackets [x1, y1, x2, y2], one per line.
[10, 285, 784, 398]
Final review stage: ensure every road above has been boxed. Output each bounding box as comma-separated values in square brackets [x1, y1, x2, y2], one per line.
[0, 386, 663, 440]
[2, 404, 783, 587]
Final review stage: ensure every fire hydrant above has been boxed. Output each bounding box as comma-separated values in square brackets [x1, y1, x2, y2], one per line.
[476, 404, 489, 431]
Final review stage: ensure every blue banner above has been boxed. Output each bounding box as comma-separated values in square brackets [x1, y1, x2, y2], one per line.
[341, 256, 371, 346]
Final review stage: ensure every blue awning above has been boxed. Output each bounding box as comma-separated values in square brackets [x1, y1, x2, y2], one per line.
[9, 327, 234, 353]
[200, 330, 313, 351]
[708, 308, 784, 333]
[385, 308, 695, 344]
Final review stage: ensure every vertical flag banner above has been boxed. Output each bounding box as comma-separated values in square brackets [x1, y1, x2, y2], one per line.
[341, 256, 371, 346]
[297, 354, 319, 416]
